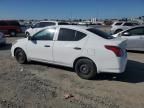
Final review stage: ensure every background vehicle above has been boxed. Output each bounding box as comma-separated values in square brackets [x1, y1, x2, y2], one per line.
[111, 22, 139, 34]
[0, 20, 22, 36]
[12, 25, 127, 80]
[0, 32, 6, 45]
[25, 21, 69, 36]
[113, 25, 144, 51]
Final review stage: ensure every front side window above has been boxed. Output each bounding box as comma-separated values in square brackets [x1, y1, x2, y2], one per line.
[58, 28, 86, 41]
[33, 23, 40, 28]
[123, 27, 144, 36]
[33, 28, 56, 40]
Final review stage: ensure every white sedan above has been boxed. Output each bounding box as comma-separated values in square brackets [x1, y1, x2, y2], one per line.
[11, 25, 127, 79]
[0, 32, 6, 45]
[113, 25, 144, 51]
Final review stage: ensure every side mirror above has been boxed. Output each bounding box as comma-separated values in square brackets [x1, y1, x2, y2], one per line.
[31, 25, 34, 29]
[28, 36, 34, 40]
[28, 36, 32, 40]
[123, 32, 131, 36]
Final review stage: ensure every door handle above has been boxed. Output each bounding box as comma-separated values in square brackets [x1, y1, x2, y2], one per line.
[74, 47, 81, 50]
[44, 45, 50, 47]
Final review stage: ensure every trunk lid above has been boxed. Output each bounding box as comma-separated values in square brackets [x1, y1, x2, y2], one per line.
[110, 37, 127, 49]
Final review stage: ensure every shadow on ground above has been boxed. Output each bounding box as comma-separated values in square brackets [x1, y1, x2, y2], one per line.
[28, 59, 144, 83]
[27, 61, 74, 72]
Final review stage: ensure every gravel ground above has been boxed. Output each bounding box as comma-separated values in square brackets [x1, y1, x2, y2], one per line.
[0, 34, 144, 108]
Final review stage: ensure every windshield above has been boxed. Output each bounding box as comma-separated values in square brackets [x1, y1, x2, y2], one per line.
[87, 28, 114, 39]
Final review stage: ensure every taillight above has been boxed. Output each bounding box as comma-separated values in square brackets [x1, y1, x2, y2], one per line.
[105, 45, 123, 57]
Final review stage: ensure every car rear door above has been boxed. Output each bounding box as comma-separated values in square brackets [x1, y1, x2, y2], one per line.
[121, 27, 144, 50]
[53, 27, 87, 66]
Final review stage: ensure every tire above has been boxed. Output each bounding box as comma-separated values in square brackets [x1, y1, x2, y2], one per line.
[75, 59, 97, 80]
[114, 29, 122, 34]
[26, 32, 30, 37]
[10, 31, 16, 37]
[15, 48, 27, 64]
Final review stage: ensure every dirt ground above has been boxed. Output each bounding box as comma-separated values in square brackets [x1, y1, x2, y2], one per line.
[0, 35, 144, 108]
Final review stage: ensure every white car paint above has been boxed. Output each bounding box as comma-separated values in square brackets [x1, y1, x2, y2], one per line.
[113, 26, 144, 51]
[12, 25, 127, 75]
[111, 22, 138, 34]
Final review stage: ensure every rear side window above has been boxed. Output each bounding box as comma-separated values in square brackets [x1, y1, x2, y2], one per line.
[0, 21, 7, 26]
[115, 23, 122, 25]
[123, 23, 134, 26]
[58, 28, 86, 41]
[87, 28, 114, 39]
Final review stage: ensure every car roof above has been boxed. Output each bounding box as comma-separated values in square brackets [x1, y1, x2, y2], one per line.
[43, 25, 92, 30]
[40, 21, 58, 23]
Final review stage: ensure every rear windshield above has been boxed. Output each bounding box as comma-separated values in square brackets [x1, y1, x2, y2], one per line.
[87, 28, 114, 39]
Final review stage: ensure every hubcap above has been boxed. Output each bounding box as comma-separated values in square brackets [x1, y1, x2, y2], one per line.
[79, 64, 89, 74]
[17, 52, 24, 62]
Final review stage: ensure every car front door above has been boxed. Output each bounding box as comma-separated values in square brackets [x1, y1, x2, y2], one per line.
[53, 28, 87, 66]
[121, 27, 144, 50]
[26, 28, 56, 62]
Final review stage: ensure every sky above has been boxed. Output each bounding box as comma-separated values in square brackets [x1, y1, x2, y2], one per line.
[0, 0, 144, 19]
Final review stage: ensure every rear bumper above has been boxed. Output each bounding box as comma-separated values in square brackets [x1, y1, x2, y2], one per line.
[98, 52, 127, 74]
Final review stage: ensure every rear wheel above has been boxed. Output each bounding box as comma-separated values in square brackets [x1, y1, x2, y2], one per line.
[15, 48, 27, 64]
[75, 59, 97, 80]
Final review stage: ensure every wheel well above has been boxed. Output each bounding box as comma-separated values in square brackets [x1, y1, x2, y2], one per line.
[73, 57, 97, 69]
[14, 47, 23, 56]
[26, 32, 29, 34]
[117, 29, 122, 31]
[115, 29, 123, 32]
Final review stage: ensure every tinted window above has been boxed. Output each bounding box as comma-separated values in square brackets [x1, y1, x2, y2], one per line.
[0, 21, 7, 26]
[115, 23, 122, 25]
[75, 31, 86, 41]
[87, 28, 114, 39]
[58, 28, 86, 41]
[123, 23, 134, 26]
[7, 21, 20, 26]
[39, 22, 56, 27]
[58, 22, 69, 25]
[123, 27, 144, 36]
[33, 23, 40, 28]
[33, 28, 55, 40]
